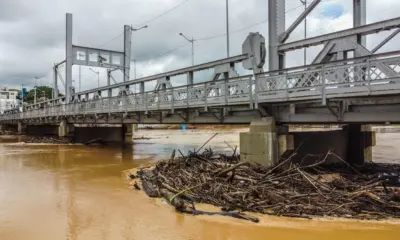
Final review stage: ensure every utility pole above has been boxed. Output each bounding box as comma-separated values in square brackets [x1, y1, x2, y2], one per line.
[300, 0, 307, 65]
[34, 76, 45, 104]
[89, 68, 100, 88]
[130, 25, 148, 81]
[133, 59, 137, 79]
[179, 33, 195, 66]
[226, 0, 230, 57]
[78, 53, 85, 92]
[21, 84, 24, 112]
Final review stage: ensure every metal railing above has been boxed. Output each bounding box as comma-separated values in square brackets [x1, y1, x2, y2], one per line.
[2, 55, 400, 121]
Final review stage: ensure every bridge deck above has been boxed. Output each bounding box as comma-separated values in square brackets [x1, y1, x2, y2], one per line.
[2, 54, 400, 124]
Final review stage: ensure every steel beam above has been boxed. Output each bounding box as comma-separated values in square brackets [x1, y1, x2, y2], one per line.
[75, 54, 248, 95]
[268, 0, 285, 71]
[72, 45, 124, 56]
[372, 28, 400, 53]
[65, 13, 73, 103]
[279, 0, 321, 43]
[278, 17, 400, 52]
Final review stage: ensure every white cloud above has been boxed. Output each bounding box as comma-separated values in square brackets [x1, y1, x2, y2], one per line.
[0, 0, 399, 92]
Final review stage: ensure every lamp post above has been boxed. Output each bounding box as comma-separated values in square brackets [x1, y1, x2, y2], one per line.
[21, 84, 24, 112]
[132, 59, 137, 79]
[131, 25, 148, 32]
[130, 25, 148, 80]
[179, 33, 195, 66]
[34, 76, 45, 104]
[300, 0, 307, 65]
[226, 0, 230, 57]
[89, 68, 100, 88]
[78, 53, 85, 92]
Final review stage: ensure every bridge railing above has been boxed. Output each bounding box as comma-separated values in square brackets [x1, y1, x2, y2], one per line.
[2, 54, 400, 121]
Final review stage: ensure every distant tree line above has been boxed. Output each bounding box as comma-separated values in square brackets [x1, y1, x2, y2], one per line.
[17, 86, 63, 104]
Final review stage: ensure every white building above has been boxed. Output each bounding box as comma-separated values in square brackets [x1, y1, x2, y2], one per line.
[0, 87, 20, 114]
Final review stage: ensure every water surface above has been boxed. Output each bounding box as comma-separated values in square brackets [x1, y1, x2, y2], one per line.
[0, 129, 399, 240]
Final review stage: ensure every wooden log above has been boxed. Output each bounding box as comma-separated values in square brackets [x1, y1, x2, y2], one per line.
[142, 180, 160, 198]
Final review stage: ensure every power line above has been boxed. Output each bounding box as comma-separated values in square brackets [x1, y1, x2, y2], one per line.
[95, 0, 194, 49]
[133, 0, 194, 28]
[197, 3, 305, 41]
[132, 3, 307, 62]
[97, 31, 125, 48]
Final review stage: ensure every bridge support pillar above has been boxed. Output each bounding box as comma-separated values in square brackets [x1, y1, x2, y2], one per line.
[123, 124, 134, 145]
[18, 122, 27, 135]
[240, 117, 293, 167]
[345, 124, 375, 164]
[58, 120, 75, 138]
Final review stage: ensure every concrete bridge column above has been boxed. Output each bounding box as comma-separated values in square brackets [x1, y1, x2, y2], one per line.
[123, 124, 134, 145]
[240, 118, 293, 167]
[346, 124, 375, 165]
[58, 120, 75, 138]
[18, 122, 27, 135]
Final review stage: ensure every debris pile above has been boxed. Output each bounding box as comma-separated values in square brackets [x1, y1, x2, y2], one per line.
[0, 130, 16, 135]
[24, 136, 72, 144]
[133, 148, 400, 222]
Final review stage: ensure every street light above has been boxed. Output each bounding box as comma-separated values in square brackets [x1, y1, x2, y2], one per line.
[78, 53, 85, 92]
[21, 84, 25, 112]
[89, 68, 100, 88]
[226, 0, 230, 57]
[300, 0, 307, 65]
[131, 25, 148, 32]
[34, 76, 45, 104]
[179, 33, 195, 66]
[130, 25, 148, 79]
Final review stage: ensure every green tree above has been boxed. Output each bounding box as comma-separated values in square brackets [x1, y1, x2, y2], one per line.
[24, 86, 54, 104]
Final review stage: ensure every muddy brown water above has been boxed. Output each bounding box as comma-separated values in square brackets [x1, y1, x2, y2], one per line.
[0, 129, 399, 240]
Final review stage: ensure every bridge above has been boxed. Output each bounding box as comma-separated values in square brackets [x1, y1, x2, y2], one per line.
[1, 0, 399, 167]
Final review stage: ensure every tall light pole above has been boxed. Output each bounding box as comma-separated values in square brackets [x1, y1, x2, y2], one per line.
[89, 68, 100, 88]
[21, 84, 24, 112]
[78, 53, 85, 92]
[300, 0, 307, 65]
[34, 76, 45, 104]
[130, 25, 148, 80]
[226, 0, 230, 57]
[132, 59, 137, 79]
[179, 33, 195, 66]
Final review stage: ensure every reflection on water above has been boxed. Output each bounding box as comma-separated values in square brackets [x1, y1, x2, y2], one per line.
[0, 130, 399, 240]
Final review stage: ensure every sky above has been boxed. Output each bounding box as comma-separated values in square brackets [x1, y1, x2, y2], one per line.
[1, 0, 400, 94]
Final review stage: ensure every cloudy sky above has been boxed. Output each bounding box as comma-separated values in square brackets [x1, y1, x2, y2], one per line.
[1, 0, 400, 94]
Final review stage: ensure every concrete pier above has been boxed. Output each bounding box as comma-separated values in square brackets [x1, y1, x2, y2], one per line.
[18, 122, 27, 135]
[123, 124, 134, 145]
[346, 124, 375, 164]
[240, 118, 293, 167]
[58, 120, 75, 138]
[240, 118, 376, 167]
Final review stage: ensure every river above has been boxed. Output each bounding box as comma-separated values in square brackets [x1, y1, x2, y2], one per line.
[0, 129, 399, 240]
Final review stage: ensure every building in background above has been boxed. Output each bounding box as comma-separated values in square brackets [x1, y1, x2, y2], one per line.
[0, 87, 20, 114]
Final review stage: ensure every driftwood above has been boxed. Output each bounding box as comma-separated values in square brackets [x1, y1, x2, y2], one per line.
[135, 147, 400, 222]
[84, 138, 106, 145]
[133, 182, 141, 190]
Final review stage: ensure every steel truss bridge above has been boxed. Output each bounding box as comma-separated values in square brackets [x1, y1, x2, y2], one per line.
[2, 0, 400, 124]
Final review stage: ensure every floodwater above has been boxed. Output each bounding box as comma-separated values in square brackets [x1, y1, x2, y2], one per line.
[0, 129, 399, 240]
